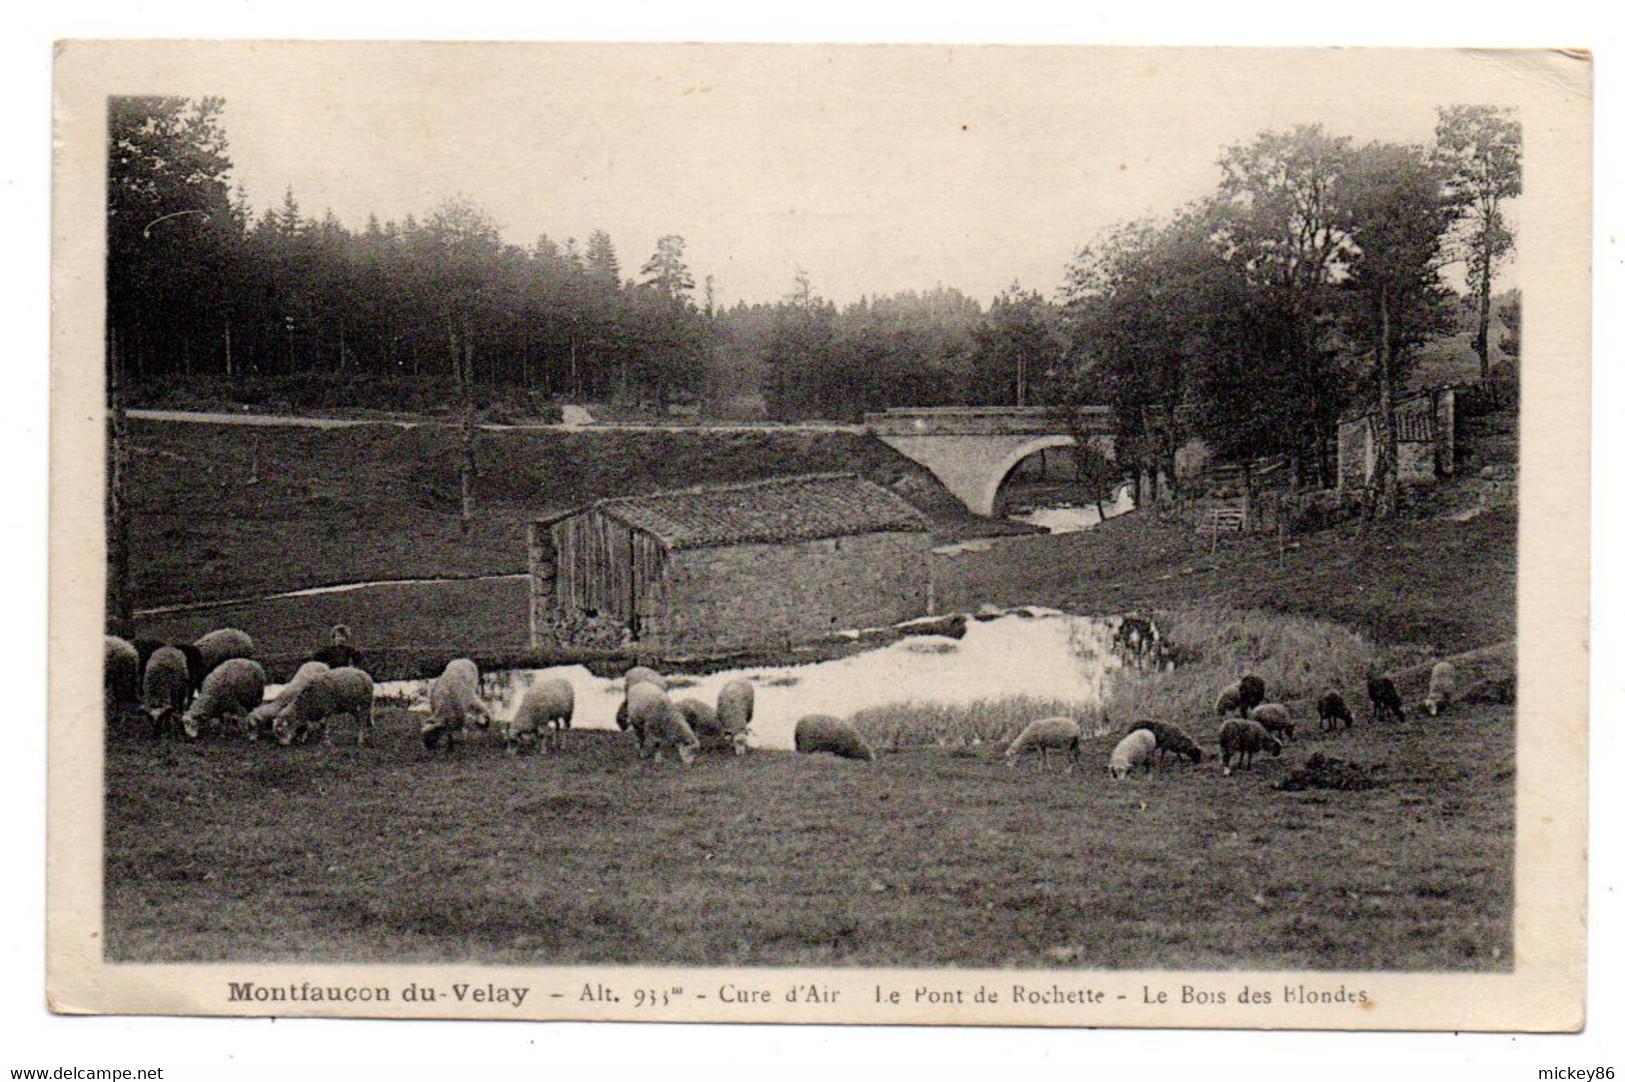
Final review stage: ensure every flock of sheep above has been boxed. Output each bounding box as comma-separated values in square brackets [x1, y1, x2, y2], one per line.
[103, 622, 1461, 779]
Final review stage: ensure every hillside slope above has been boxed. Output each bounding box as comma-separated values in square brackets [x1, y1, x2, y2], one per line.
[125, 420, 1027, 605]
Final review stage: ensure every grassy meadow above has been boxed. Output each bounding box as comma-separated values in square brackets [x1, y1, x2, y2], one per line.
[104, 697, 1514, 970]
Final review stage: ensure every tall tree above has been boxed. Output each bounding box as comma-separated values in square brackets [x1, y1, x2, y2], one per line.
[968, 282, 1061, 407]
[639, 234, 696, 299]
[1435, 105, 1522, 380]
[1213, 125, 1357, 487]
[1334, 142, 1460, 519]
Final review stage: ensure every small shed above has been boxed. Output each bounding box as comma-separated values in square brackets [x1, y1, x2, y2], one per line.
[528, 473, 934, 653]
[1337, 387, 1457, 491]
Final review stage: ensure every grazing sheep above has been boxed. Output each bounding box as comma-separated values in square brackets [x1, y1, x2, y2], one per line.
[506, 677, 575, 755]
[1238, 674, 1266, 711]
[141, 646, 192, 738]
[422, 658, 491, 750]
[1425, 661, 1457, 717]
[192, 628, 255, 675]
[1218, 718, 1283, 775]
[675, 697, 727, 750]
[1317, 690, 1355, 732]
[274, 666, 375, 747]
[105, 635, 140, 718]
[794, 714, 875, 761]
[1108, 728, 1157, 779]
[628, 683, 699, 764]
[1248, 703, 1296, 743]
[624, 665, 667, 692]
[132, 637, 167, 675]
[1367, 674, 1406, 723]
[247, 660, 330, 740]
[715, 678, 755, 754]
[180, 658, 267, 740]
[1003, 716, 1083, 770]
[1128, 720, 1203, 765]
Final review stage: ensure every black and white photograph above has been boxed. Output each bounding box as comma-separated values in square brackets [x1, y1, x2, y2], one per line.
[47, 39, 1589, 1031]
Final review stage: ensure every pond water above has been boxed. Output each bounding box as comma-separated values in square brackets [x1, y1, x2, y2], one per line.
[1007, 484, 1137, 535]
[352, 609, 1127, 751]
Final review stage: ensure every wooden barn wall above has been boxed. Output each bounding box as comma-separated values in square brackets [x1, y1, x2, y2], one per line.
[548, 512, 670, 633]
[663, 531, 932, 652]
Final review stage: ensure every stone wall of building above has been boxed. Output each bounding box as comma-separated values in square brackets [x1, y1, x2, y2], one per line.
[660, 531, 933, 653]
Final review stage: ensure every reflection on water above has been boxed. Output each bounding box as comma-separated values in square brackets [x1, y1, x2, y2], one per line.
[1008, 485, 1136, 535]
[351, 609, 1127, 751]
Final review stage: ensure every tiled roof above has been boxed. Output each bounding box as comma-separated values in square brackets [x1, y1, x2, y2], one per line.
[560, 473, 931, 550]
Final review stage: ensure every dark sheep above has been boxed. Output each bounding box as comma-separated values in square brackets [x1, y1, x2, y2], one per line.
[1218, 718, 1283, 775]
[1128, 720, 1203, 765]
[310, 644, 364, 670]
[1367, 674, 1405, 723]
[1238, 674, 1266, 713]
[1317, 690, 1355, 732]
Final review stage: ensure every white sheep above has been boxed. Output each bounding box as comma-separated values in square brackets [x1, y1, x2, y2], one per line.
[141, 645, 192, 738]
[624, 665, 667, 692]
[506, 676, 575, 755]
[274, 666, 376, 747]
[105, 635, 140, 718]
[627, 682, 698, 764]
[181, 657, 267, 739]
[675, 697, 726, 750]
[715, 678, 755, 754]
[1004, 716, 1082, 770]
[1425, 661, 1457, 717]
[192, 627, 255, 674]
[793, 714, 875, 761]
[1108, 728, 1157, 779]
[247, 661, 330, 741]
[422, 658, 492, 751]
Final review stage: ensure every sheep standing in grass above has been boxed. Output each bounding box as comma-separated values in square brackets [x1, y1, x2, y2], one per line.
[1367, 674, 1405, 724]
[715, 678, 755, 754]
[506, 677, 575, 755]
[1215, 674, 1266, 717]
[1317, 690, 1355, 732]
[1425, 661, 1457, 717]
[616, 666, 668, 737]
[193, 628, 254, 675]
[1004, 716, 1082, 770]
[675, 697, 726, 751]
[794, 714, 875, 761]
[1218, 718, 1283, 775]
[141, 646, 192, 738]
[1248, 703, 1296, 743]
[422, 658, 491, 751]
[180, 658, 267, 740]
[248, 661, 329, 741]
[105, 635, 140, 719]
[1128, 720, 1203, 765]
[627, 683, 699, 764]
[274, 666, 375, 747]
[1108, 729, 1157, 779]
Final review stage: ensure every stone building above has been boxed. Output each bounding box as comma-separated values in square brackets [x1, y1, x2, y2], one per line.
[1337, 387, 1457, 491]
[528, 473, 934, 653]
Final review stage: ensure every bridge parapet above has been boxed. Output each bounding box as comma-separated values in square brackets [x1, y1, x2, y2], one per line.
[864, 405, 1112, 437]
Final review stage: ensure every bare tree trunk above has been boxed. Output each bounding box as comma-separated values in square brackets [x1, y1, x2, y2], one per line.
[1369, 286, 1401, 520]
[1474, 256, 1493, 381]
[453, 316, 477, 533]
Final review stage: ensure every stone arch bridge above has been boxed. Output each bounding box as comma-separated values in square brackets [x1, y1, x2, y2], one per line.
[865, 406, 1114, 516]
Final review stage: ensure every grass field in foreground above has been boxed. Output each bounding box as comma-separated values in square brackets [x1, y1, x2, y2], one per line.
[104, 702, 1513, 970]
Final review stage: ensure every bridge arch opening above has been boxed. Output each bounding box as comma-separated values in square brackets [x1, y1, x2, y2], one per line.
[983, 435, 1077, 518]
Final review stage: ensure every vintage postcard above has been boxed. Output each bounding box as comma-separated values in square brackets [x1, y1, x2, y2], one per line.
[49, 41, 1590, 1029]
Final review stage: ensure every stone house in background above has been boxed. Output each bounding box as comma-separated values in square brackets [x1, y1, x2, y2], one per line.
[528, 473, 934, 653]
[1337, 387, 1457, 491]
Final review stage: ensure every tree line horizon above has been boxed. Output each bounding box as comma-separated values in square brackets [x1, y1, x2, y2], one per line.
[107, 95, 1520, 518]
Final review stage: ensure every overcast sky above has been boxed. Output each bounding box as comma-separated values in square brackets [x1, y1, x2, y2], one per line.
[163, 44, 1535, 307]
